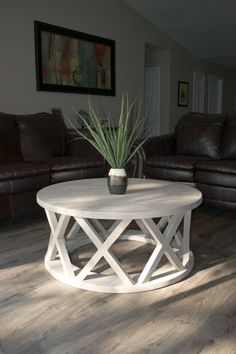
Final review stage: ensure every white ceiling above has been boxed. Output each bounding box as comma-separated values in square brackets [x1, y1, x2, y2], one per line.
[123, 0, 236, 70]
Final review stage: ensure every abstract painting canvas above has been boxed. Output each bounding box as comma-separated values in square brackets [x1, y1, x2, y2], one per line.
[34, 21, 115, 96]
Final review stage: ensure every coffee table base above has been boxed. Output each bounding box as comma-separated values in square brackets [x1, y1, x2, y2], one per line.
[38, 179, 201, 293]
[45, 227, 194, 293]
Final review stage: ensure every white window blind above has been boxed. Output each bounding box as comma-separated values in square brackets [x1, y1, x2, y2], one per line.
[192, 71, 205, 113]
[208, 74, 223, 113]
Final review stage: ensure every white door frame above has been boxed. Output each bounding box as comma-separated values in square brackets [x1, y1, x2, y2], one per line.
[144, 66, 160, 137]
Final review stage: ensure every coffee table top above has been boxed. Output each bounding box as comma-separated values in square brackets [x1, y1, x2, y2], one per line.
[37, 178, 202, 219]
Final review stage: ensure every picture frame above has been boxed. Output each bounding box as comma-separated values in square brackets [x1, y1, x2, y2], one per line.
[34, 21, 116, 96]
[177, 81, 189, 107]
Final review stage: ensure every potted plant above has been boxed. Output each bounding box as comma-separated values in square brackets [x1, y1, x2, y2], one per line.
[66, 96, 147, 195]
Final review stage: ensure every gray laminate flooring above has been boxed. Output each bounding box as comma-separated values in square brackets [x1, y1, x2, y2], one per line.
[0, 207, 235, 354]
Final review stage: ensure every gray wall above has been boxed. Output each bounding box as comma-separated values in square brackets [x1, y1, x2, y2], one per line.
[169, 46, 236, 131]
[0, 0, 236, 132]
[146, 44, 236, 132]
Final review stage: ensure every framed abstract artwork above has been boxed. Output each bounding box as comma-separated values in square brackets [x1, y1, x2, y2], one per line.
[177, 81, 189, 107]
[34, 21, 116, 96]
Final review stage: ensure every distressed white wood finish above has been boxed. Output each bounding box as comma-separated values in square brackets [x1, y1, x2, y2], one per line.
[45, 211, 74, 278]
[38, 178, 202, 293]
[75, 218, 133, 285]
[37, 178, 202, 219]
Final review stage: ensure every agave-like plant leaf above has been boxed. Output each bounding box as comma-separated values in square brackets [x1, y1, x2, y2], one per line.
[66, 95, 147, 169]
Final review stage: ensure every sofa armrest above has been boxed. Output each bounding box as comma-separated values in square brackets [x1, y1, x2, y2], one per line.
[142, 134, 175, 158]
[66, 130, 102, 159]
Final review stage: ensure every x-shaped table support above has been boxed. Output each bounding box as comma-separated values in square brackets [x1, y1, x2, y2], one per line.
[45, 209, 192, 291]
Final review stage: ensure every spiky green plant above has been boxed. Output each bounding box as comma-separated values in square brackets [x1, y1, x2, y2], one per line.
[65, 96, 147, 169]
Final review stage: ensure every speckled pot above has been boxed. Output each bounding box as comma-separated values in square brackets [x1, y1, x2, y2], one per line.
[108, 168, 127, 195]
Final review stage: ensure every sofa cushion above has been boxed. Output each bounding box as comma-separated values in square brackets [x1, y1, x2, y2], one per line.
[16, 113, 67, 161]
[11, 191, 44, 219]
[10, 174, 50, 194]
[45, 156, 105, 183]
[0, 162, 50, 194]
[195, 183, 236, 209]
[144, 155, 209, 182]
[195, 160, 236, 188]
[46, 156, 105, 172]
[195, 159, 236, 174]
[221, 114, 236, 159]
[144, 155, 209, 170]
[0, 162, 50, 180]
[0, 194, 12, 221]
[175, 113, 226, 158]
[143, 166, 194, 182]
[0, 180, 10, 194]
[51, 167, 106, 184]
[0, 113, 23, 162]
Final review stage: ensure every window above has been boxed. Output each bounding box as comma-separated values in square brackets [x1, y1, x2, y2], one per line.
[192, 71, 205, 112]
[208, 74, 223, 113]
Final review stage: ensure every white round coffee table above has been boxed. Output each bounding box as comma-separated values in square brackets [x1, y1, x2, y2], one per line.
[37, 178, 202, 293]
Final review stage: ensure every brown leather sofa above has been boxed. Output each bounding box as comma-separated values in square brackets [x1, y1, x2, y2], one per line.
[143, 113, 236, 209]
[0, 112, 106, 222]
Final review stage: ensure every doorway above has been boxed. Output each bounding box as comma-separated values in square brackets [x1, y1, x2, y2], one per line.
[144, 43, 168, 137]
[144, 66, 160, 137]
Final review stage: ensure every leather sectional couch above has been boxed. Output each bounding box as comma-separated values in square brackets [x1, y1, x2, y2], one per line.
[143, 113, 236, 209]
[0, 112, 106, 222]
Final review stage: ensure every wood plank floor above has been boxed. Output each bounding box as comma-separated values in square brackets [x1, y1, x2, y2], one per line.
[0, 206, 236, 354]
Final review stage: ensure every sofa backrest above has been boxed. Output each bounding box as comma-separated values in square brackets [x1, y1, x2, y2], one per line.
[175, 113, 227, 158]
[0, 113, 23, 163]
[16, 113, 67, 161]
